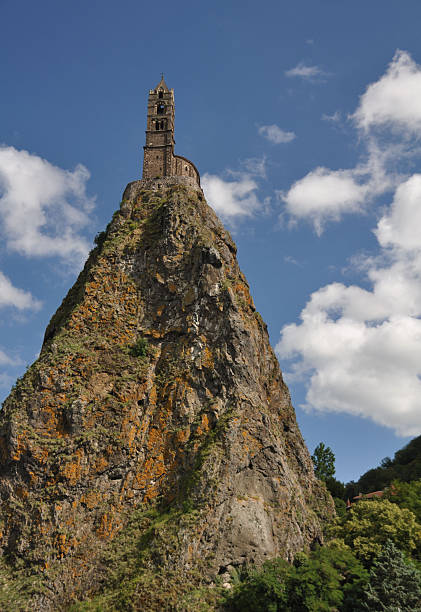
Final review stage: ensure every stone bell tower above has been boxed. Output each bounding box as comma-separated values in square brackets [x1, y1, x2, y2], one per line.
[142, 75, 200, 186]
[142, 74, 175, 179]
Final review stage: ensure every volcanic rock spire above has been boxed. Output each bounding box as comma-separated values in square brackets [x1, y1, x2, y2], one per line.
[0, 81, 333, 610]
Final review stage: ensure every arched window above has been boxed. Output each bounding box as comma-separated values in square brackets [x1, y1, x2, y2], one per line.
[155, 121, 160, 131]
[157, 103, 165, 115]
[158, 91, 163, 99]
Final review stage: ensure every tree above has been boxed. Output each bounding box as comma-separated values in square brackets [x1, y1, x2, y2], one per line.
[336, 499, 421, 566]
[357, 466, 393, 494]
[223, 545, 368, 612]
[325, 476, 345, 498]
[385, 479, 421, 523]
[380, 456, 393, 468]
[289, 549, 344, 611]
[312, 443, 335, 481]
[290, 545, 368, 611]
[222, 558, 291, 611]
[333, 497, 347, 518]
[344, 480, 359, 502]
[363, 540, 421, 611]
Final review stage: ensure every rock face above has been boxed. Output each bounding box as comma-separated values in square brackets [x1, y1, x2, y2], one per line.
[0, 180, 333, 610]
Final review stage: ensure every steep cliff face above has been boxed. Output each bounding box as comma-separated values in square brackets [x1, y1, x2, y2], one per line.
[0, 180, 333, 610]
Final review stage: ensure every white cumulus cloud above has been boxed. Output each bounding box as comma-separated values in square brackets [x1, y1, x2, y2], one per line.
[258, 124, 296, 144]
[282, 50, 421, 232]
[277, 174, 421, 436]
[354, 50, 421, 136]
[375, 173, 421, 251]
[281, 167, 369, 234]
[0, 146, 95, 268]
[0, 271, 41, 311]
[202, 157, 269, 221]
[281, 141, 395, 234]
[202, 173, 263, 219]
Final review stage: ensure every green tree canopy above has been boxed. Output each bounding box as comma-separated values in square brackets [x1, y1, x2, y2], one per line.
[385, 479, 421, 524]
[363, 540, 421, 611]
[312, 443, 335, 482]
[290, 545, 368, 611]
[333, 497, 347, 518]
[336, 499, 421, 565]
[325, 476, 345, 499]
[223, 544, 368, 611]
[222, 558, 290, 611]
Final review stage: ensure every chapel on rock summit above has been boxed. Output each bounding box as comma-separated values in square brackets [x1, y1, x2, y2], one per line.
[141, 75, 200, 187]
[0, 74, 333, 611]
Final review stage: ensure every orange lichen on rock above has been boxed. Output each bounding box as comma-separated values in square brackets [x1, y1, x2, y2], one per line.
[202, 345, 214, 369]
[54, 532, 77, 559]
[196, 413, 210, 437]
[240, 430, 264, 458]
[96, 510, 122, 540]
[175, 427, 190, 444]
[60, 448, 85, 486]
[81, 490, 103, 510]
[11, 433, 26, 461]
[15, 486, 29, 500]
[93, 456, 109, 473]
[156, 304, 165, 317]
[234, 280, 254, 308]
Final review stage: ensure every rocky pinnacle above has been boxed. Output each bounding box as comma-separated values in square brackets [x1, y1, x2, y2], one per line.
[0, 180, 333, 610]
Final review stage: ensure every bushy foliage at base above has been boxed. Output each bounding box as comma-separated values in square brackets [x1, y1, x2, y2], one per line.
[222, 558, 290, 612]
[222, 544, 368, 612]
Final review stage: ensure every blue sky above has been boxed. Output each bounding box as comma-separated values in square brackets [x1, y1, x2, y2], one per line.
[2, 0, 421, 483]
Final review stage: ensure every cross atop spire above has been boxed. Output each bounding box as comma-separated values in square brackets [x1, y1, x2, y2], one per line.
[156, 73, 169, 92]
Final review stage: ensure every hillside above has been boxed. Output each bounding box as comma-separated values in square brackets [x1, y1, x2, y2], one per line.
[346, 435, 421, 497]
